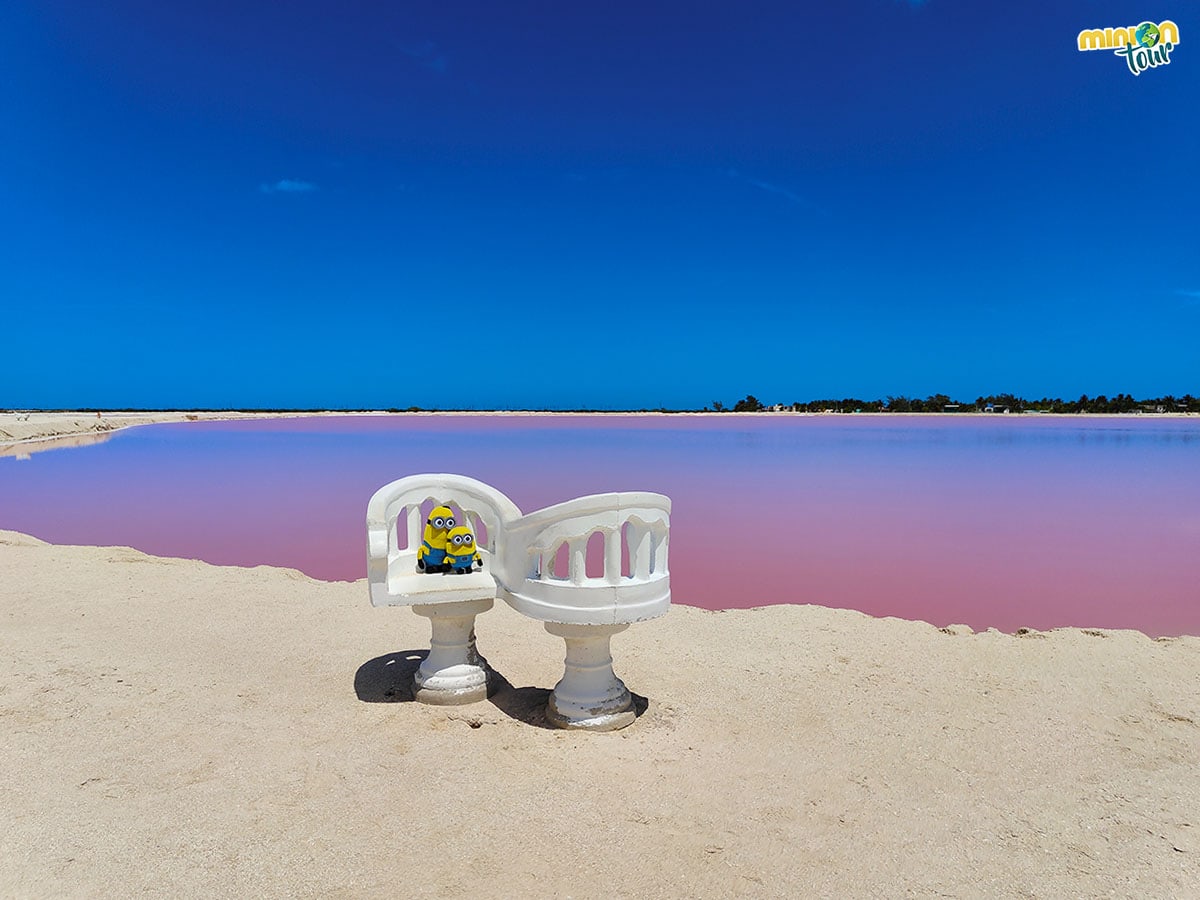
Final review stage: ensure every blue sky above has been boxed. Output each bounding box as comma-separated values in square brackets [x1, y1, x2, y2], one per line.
[3, 1, 1197, 409]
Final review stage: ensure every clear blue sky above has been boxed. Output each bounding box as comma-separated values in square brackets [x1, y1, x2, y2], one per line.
[3, 1, 1197, 409]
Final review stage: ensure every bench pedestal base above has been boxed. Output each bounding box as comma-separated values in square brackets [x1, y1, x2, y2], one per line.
[412, 599, 495, 705]
[544, 622, 635, 731]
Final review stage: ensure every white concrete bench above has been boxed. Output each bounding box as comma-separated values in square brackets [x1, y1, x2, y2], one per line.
[366, 474, 671, 729]
[498, 492, 670, 729]
[366, 474, 521, 704]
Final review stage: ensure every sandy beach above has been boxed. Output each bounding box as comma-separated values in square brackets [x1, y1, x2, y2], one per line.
[0, 411, 389, 458]
[2, 529, 1197, 898]
[0, 411, 219, 446]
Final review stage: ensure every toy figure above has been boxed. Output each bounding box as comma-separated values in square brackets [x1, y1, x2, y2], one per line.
[416, 505, 456, 573]
[443, 525, 483, 574]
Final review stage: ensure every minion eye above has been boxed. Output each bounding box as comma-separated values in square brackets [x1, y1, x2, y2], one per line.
[432, 517, 445, 529]
[453, 534, 465, 545]
[445, 517, 456, 529]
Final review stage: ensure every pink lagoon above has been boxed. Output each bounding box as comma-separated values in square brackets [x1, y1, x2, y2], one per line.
[2, 414, 1197, 637]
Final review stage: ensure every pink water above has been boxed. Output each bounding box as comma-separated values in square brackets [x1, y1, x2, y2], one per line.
[2, 415, 1197, 636]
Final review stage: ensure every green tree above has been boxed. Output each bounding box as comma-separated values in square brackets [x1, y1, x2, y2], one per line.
[733, 394, 765, 412]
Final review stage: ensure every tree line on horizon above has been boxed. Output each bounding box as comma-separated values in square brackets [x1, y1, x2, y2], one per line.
[10, 393, 1197, 414]
[708, 393, 1200, 414]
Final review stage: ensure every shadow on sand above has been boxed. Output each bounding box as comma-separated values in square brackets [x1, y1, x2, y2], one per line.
[353, 649, 428, 703]
[354, 652, 649, 729]
[487, 674, 649, 730]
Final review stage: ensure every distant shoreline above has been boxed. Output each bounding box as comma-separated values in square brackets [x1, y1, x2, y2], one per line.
[2, 408, 1196, 458]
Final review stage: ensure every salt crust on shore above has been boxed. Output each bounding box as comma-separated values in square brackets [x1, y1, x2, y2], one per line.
[0, 411, 377, 456]
[1, 530, 1197, 898]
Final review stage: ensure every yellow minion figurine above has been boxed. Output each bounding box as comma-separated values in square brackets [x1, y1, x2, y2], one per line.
[443, 525, 483, 574]
[416, 505, 455, 573]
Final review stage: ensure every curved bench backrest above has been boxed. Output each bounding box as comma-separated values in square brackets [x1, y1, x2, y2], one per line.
[366, 474, 522, 603]
[495, 492, 671, 626]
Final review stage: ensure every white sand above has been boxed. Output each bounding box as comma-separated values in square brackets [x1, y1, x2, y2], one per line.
[1, 530, 1197, 898]
[0, 411, 389, 457]
[0, 411, 213, 445]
